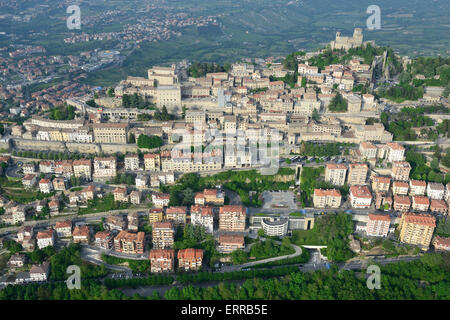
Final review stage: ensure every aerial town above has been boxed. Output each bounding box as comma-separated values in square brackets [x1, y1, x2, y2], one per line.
[0, 27, 449, 301]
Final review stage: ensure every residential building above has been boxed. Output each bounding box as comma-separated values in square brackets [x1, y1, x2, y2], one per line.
[393, 195, 411, 212]
[73, 225, 90, 243]
[39, 178, 53, 194]
[177, 248, 204, 271]
[52, 177, 67, 191]
[433, 236, 450, 251]
[430, 199, 448, 215]
[149, 249, 175, 273]
[30, 261, 50, 282]
[114, 187, 128, 202]
[427, 182, 445, 200]
[218, 234, 245, 253]
[144, 153, 161, 171]
[37, 229, 55, 249]
[135, 174, 148, 189]
[55, 220, 72, 238]
[152, 221, 175, 249]
[114, 230, 145, 254]
[73, 159, 92, 180]
[366, 213, 391, 237]
[94, 231, 114, 249]
[371, 176, 390, 193]
[219, 205, 246, 232]
[391, 161, 411, 181]
[194, 189, 225, 206]
[124, 154, 140, 171]
[412, 196, 430, 212]
[93, 157, 117, 179]
[313, 189, 342, 209]
[130, 190, 141, 205]
[165, 206, 187, 226]
[347, 163, 368, 185]
[190, 205, 214, 233]
[148, 208, 164, 224]
[105, 215, 127, 231]
[127, 212, 140, 231]
[392, 181, 409, 196]
[399, 213, 435, 248]
[409, 180, 427, 196]
[152, 192, 170, 207]
[324, 164, 347, 186]
[349, 186, 372, 208]
[359, 142, 377, 159]
[386, 142, 405, 162]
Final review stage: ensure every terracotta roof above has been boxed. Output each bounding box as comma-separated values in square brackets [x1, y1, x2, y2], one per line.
[153, 221, 174, 229]
[350, 185, 371, 198]
[219, 234, 244, 245]
[393, 181, 409, 188]
[220, 205, 246, 215]
[394, 195, 411, 205]
[95, 231, 112, 239]
[368, 213, 391, 222]
[314, 188, 342, 197]
[166, 206, 187, 214]
[149, 249, 174, 259]
[73, 225, 89, 237]
[387, 142, 405, 151]
[413, 196, 430, 205]
[410, 180, 426, 187]
[177, 248, 204, 260]
[326, 163, 347, 170]
[430, 199, 448, 210]
[403, 212, 436, 227]
[373, 176, 390, 184]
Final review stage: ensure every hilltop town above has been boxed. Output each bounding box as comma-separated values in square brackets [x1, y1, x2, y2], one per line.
[0, 28, 449, 297]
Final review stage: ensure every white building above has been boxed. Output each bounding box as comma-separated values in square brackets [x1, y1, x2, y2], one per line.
[427, 182, 445, 200]
[37, 230, 55, 249]
[190, 206, 214, 234]
[261, 218, 289, 237]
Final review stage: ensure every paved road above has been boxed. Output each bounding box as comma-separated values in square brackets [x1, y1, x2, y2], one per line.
[220, 239, 303, 272]
[80, 246, 132, 273]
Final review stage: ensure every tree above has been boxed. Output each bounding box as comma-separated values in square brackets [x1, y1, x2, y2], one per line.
[107, 88, 115, 97]
[311, 108, 321, 122]
[328, 92, 348, 112]
[182, 188, 194, 205]
[137, 134, 163, 149]
[128, 133, 136, 144]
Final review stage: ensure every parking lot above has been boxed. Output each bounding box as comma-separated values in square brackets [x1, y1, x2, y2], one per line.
[261, 190, 297, 211]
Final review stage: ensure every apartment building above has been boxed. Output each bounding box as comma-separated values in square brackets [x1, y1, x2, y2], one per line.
[73, 159, 92, 181]
[152, 192, 170, 208]
[313, 189, 342, 209]
[124, 154, 140, 171]
[347, 163, 368, 185]
[93, 123, 128, 144]
[38, 178, 53, 194]
[105, 215, 127, 231]
[366, 213, 391, 237]
[427, 182, 445, 200]
[349, 185, 372, 208]
[93, 157, 117, 179]
[391, 161, 411, 181]
[409, 180, 427, 196]
[324, 164, 347, 186]
[113, 187, 128, 202]
[152, 221, 175, 249]
[359, 142, 377, 159]
[94, 231, 114, 249]
[148, 208, 164, 224]
[194, 189, 225, 206]
[445, 183, 450, 203]
[177, 248, 204, 271]
[149, 249, 175, 273]
[393, 195, 411, 212]
[372, 176, 390, 193]
[218, 234, 245, 253]
[430, 199, 448, 215]
[73, 225, 90, 244]
[113, 231, 145, 254]
[144, 153, 161, 171]
[433, 236, 450, 251]
[386, 142, 405, 162]
[392, 181, 409, 196]
[219, 205, 246, 232]
[399, 213, 435, 248]
[190, 205, 214, 234]
[165, 206, 187, 226]
[55, 220, 72, 238]
[412, 196, 430, 212]
[135, 174, 148, 189]
[36, 229, 55, 249]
